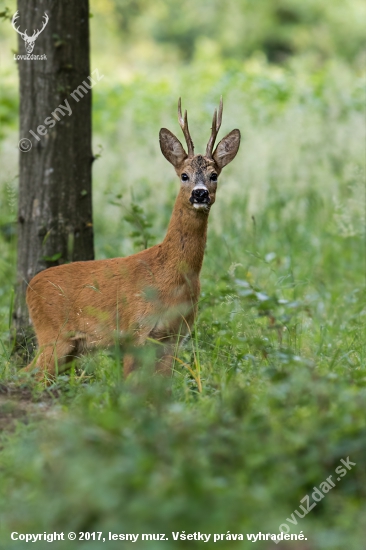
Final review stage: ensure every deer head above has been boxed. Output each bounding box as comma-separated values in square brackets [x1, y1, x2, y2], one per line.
[12, 10, 49, 54]
[159, 98, 240, 213]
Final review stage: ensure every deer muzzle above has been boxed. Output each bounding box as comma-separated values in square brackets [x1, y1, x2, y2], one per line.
[190, 186, 210, 205]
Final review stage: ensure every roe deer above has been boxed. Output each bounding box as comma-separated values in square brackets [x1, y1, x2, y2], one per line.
[24, 98, 240, 378]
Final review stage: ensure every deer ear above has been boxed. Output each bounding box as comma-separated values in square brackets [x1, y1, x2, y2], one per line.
[213, 129, 241, 169]
[159, 128, 187, 168]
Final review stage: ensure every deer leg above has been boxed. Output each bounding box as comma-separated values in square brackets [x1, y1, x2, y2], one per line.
[123, 323, 181, 377]
[154, 341, 177, 375]
[124, 343, 176, 377]
[23, 338, 78, 379]
[123, 353, 138, 377]
[122, 321, 164, 377]
[123, 339, 173, 377]
[155, 350, 174, 375]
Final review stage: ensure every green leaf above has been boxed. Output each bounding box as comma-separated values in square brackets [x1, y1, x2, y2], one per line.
[42, 252, 62, 262]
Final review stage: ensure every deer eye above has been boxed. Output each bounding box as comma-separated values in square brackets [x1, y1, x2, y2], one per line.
[181, 173, 189, 182]
[210, 173, 218, 182]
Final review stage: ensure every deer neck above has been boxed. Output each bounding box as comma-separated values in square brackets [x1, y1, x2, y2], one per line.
[161, 189, 209, 276]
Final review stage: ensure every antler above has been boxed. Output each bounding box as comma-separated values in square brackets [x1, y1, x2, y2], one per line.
[12, 11, 27, 39]
[178, 98, 194, 158]
[32, 12, 49, 40]
[205, 97, 223, 158]
[12, 11, 49, 42]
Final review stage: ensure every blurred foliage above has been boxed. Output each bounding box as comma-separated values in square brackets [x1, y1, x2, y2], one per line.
[112, 0, 366, 64]
[0, 81, 17, 139]
[1, 361, 366, 549]
[109, 195, 156, 250]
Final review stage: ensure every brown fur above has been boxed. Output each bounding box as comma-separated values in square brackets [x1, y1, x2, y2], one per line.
[24, 101, 240, 379]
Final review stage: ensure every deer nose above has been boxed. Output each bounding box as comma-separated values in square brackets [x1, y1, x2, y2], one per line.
[191, 188, 209, 203]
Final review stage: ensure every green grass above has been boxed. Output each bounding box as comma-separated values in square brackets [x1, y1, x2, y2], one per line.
[0, 7, 365, 548]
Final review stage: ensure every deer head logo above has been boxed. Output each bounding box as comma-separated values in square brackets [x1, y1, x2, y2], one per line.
[12, 10, 49, 54]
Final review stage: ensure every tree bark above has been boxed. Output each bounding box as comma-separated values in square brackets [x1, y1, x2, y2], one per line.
[14, 0, 94, 351]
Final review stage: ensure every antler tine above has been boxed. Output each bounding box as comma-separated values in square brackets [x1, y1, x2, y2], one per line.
[178, 98, 194, 157]
[40, 13, 49, 31]
[12, 10, 19, 25]
[33, 12, 49, 40]
[206, 96, 223, 158]
[12, 11, 27, 38]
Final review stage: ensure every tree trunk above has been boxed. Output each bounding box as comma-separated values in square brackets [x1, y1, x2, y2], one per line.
[14, 0, 94, 353]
